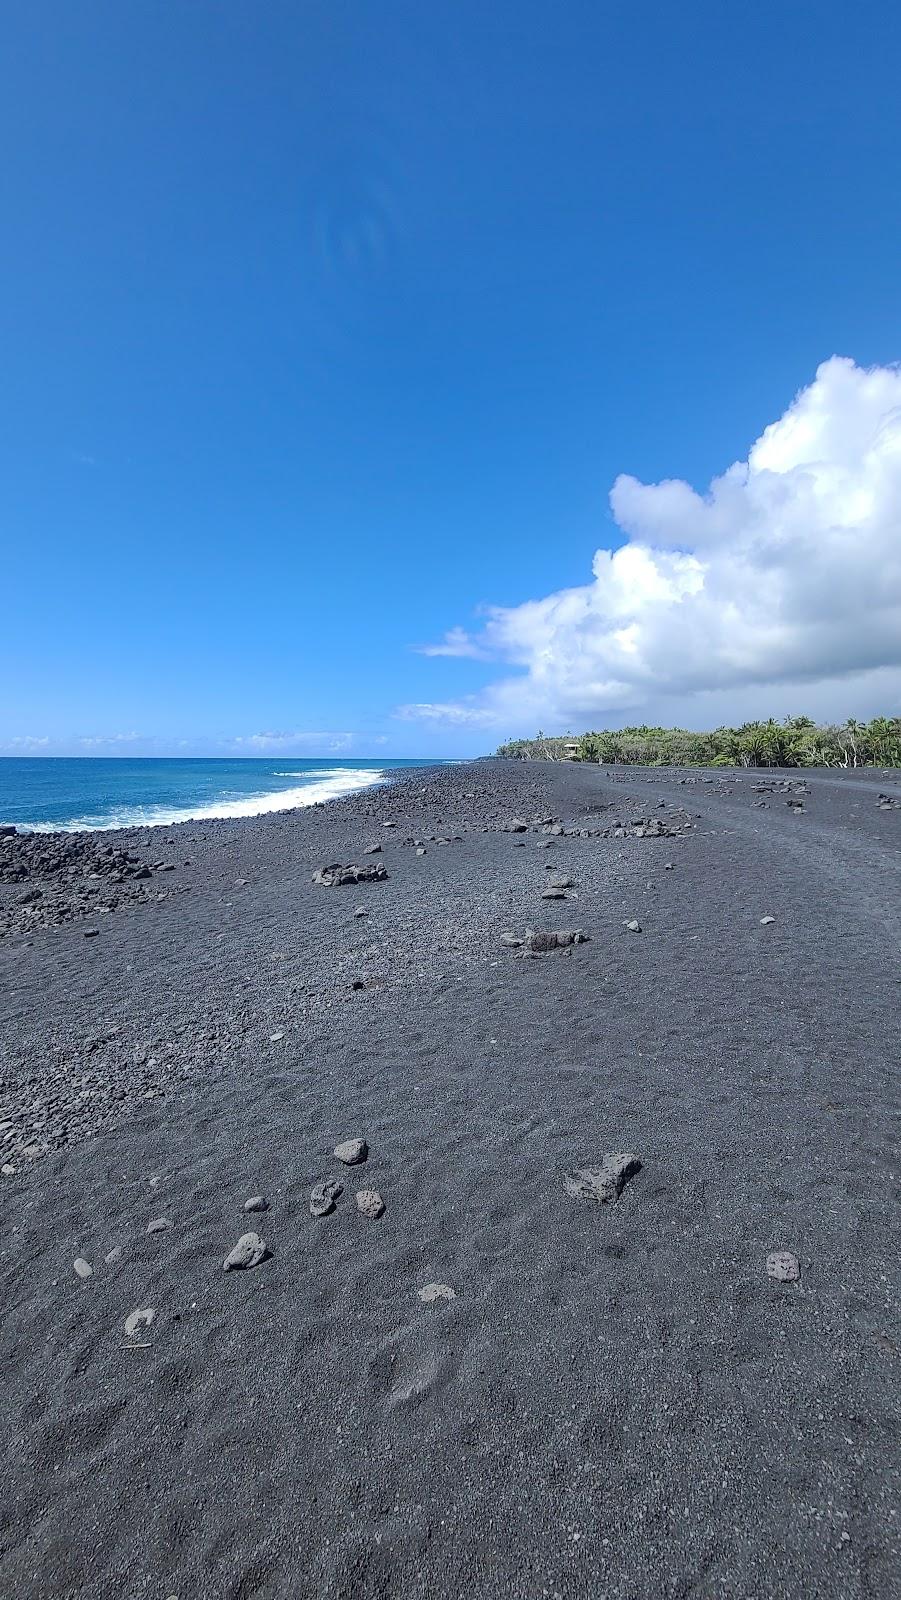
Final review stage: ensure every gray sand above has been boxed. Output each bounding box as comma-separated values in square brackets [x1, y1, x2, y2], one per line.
[1, 760, 899, 1598]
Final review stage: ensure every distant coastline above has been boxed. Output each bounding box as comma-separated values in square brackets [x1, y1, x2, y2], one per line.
[497, 716, 901, 769]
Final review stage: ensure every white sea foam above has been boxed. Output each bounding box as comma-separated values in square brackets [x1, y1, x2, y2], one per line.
[17, 767, 386, 834]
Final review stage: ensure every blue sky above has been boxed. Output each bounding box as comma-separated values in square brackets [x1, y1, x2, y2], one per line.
[3, 1, 900, 757]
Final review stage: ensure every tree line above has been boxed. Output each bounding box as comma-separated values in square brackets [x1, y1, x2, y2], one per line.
[495, 717, 901, 768]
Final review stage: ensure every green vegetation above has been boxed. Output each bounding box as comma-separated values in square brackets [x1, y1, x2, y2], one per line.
[496, 717, 901, 768]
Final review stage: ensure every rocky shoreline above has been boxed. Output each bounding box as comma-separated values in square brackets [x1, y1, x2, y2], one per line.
[0, 827, 191, 936]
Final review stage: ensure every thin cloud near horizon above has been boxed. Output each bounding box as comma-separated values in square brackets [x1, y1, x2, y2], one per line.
[0, 731, 393, 758]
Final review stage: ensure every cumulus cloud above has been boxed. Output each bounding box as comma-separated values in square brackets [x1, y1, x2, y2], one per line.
[403, 357, 901, 730]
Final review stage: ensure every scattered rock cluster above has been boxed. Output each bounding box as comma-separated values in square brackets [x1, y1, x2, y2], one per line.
[402, 834, 463, 848]
[310, 1138, 384, 1218]
[604, 813, 692, 839]
[502, 809, 693, 842]
[0, 831, 186, 934]
[312, 863, 388, 887]
[502, 815, 562, 834]
[501, 928, 587, 954]
[752, 780, 809, 796]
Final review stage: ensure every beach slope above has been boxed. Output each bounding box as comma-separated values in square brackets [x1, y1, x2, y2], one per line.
[1, 760, 899, 1599]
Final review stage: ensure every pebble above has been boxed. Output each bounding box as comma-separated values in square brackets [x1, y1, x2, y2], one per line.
[73, 1258, 93, 1279]
[310, 1177, 343, 1217]
[356, 1189, 385, 1219]
[541, 887, 567, 899]
[268, 1031, 285, 1043]
[664, 862, 674, 870]
[84, 928, 99, 939]
[244, 1195, 269, 1213]
[334, 1137, 368, 1165]
[147, 1217, 174, 1234]
[353, 906, 368, 918]
[564, 1153, 641, 1204]
[416, 846, 427, 856]
[104, 1246, 123, 1265]
[223, 1232, 267, 1271]
[125, 1308, 156, 1338]
[760, 915, 776, 925]
[418, 1283, 456, 1303]
[624, 920, 642, 933]
[766, 1250, 800, 1282]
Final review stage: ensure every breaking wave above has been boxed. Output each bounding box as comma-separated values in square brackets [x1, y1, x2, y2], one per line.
[17, 767, 386, 833]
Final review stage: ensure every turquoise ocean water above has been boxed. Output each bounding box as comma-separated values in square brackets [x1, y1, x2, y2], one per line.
[0, 758, 439, 833]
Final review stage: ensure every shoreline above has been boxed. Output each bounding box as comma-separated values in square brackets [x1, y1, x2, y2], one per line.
[2, 757, 899, 1598]
[0, 757, 443, 836]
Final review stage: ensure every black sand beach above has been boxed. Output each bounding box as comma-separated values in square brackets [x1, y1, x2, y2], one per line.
[1, 759, 899, 1599]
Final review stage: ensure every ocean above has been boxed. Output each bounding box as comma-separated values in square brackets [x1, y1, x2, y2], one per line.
[0, 757, 439, 833]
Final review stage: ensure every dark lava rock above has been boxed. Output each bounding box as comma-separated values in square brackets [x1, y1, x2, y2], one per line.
[503, 928, 588, 953]
[312, 863, 388, 887]
[223, 1232, 267, 1271]
[0, 829, 186, 935]
[310, 1177, 343, 1217]
[564, 1153, 641, 1204]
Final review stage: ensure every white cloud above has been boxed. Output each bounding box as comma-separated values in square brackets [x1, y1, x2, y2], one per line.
[236, 731, 303, 750]
[3, 735, 50, 751]
[406, 357, 901, 730]
[395, 701, 499, 726]
[233, 730, 354, 753]
[416, 626, 489, 659]
[79, 732, 141, 748]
